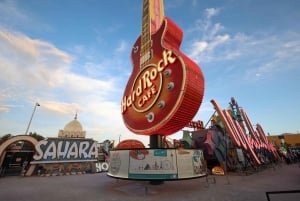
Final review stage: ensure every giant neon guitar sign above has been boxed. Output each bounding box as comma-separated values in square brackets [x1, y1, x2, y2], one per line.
[122, 49, 177, 113]
[122, 0, 205, 136]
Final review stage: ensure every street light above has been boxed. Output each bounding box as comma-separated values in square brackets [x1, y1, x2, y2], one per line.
[25, 102, 40, 135]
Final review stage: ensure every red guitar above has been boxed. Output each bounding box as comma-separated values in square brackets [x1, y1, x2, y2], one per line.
[121, 0, 205, 136]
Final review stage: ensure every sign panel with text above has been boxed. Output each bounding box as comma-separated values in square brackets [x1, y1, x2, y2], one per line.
[31, 138, 98, 164]
[107, 149, 206, 180]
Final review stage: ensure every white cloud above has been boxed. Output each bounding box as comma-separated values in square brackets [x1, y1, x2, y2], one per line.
[189, 34, 230, 63]
[0, 0, 52, 33]
[0, 29, 72, 88]
[0, 28, 116, 114]
[205, 8, 220, 19]
[41, 101, 80, 115]
[210, 34, 230, 50]
[185, 8, 300, 81]
[191, 41, 208, 54]
[0, 0, 30, 27]
[242, 33, 300, 80]
[0, 27, 133, 143]
[208, 23, 224, 39]
[115, 40, 128, 53]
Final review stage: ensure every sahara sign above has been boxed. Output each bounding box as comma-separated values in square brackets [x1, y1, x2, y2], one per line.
[32, 138, 98, 163]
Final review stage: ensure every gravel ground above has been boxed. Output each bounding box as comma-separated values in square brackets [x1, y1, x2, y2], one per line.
[0, 163, 299, 201]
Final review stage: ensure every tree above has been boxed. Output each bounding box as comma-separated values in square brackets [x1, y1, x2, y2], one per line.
[29, 132, 45, 141]
[0, 134, 12, 145]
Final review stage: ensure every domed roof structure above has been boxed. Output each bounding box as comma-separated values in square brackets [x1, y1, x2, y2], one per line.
[64, 117, 83, 132]
[58, 113, 86, 138]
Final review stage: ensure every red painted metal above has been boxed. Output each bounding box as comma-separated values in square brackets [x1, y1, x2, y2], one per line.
[122, 17, 204, 136]
[211, 99, 261, 165]
[210, 99, 241, 147]
[115, 139, 145, 150]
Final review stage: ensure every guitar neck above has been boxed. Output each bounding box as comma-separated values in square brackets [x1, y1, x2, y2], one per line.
[140, 0, 164, 67]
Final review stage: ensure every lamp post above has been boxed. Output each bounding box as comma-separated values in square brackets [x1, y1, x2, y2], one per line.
[25, 102, 40, 135]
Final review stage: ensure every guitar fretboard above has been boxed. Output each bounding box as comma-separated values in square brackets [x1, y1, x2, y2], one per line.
[140, 0, 152, 67]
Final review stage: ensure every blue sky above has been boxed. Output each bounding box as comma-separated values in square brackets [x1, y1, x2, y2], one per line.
[0, 0, 299, 146]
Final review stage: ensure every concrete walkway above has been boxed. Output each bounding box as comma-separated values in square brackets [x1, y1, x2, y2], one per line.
[0, 163, 299, 201]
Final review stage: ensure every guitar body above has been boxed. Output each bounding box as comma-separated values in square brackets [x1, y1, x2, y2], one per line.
[121, 17, 205, 136]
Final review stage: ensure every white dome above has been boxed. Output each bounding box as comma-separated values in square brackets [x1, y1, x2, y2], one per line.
[64, 119, 83, 132]
[58, 113, 86, 138]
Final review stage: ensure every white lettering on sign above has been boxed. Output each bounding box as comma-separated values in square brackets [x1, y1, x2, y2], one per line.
[95, 162, 109, 172]
[33, 139, 98, 161]
[121, 49, 177, 113]
[57, 141, 70, 158]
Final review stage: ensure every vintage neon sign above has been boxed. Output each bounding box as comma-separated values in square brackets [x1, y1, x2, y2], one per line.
[211, 99, 280, 165]
[121, 49, 176, 113]
[33, 139, 98, 162]
[121, 0, 204, 136]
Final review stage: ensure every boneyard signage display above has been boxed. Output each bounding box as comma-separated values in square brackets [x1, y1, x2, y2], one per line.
[121, 0, 204, 136]
[107, 149, 206, 180]
[31, 138, 98, 164]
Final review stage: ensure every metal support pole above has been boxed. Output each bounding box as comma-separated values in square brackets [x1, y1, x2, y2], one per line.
[149, 134, 164, 185]
[149, 134, 163, 148]
[25, 102, 40, 135]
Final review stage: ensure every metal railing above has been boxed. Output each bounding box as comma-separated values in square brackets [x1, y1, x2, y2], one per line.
[266, 190, 300, 201]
